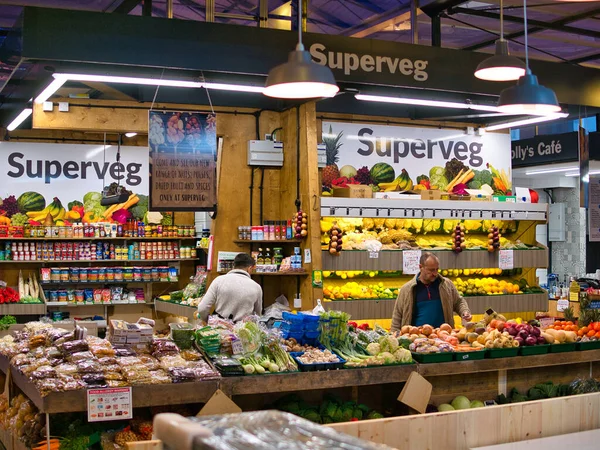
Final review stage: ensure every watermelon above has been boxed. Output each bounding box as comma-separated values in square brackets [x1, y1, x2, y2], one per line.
[369, 163, 395, 184]
[17, 192, 46, 213]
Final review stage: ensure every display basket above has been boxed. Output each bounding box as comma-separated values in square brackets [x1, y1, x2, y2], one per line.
[576, 340, 600, 351]
[411, 351, 454, 363]
[549, 343, 577, 353]
[290, 350, 346, 372]
[485, 347, 520, 358]
[519, 344, 550, 356]
[453, 349, 485, 361]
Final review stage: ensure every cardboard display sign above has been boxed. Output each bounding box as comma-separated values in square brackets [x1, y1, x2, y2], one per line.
[197, 389, 241, 417]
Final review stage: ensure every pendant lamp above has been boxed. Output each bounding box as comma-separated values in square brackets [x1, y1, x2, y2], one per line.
[497, 0, 561, 114]
[474, 0, 525, 81]
[264, 0, 339, 99]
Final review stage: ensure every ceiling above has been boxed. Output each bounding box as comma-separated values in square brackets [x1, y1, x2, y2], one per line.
[2, 0, 600, 130]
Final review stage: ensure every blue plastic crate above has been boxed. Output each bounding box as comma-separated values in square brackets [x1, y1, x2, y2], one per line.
[282, 312, 304, 324]
[304, 330, 320, 339]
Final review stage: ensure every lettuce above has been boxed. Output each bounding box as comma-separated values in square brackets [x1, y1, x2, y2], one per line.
[83, 192, 103, 204]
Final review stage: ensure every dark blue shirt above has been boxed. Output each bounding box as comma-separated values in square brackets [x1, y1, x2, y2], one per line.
[412, 277, 445, 327]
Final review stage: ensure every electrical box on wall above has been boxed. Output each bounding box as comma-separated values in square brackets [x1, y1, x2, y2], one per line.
[247, 140, 284, 167]
[317, 143, 326, 168]
[549, 203, 566, 242]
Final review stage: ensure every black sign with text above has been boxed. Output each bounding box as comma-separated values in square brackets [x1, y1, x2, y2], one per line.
[511, 132, 579, 168]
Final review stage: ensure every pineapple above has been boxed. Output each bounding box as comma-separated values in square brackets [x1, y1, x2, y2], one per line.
[322, 125, 343, 186]
[563, 306, 576, 323]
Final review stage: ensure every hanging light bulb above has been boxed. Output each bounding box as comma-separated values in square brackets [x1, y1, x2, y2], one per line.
[264, 0, 339, 99]
[474, 0, 525, 81]
[497, 0, 561, 114]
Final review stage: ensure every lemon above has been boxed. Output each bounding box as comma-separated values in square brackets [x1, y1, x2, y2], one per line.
[323, 271, 331, 278]
[441, 270, 449, 277]
[463, 269, 470, 276]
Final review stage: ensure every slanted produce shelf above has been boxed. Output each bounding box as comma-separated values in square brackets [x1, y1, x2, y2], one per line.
[0, 303, 46, 315]
[154, 299, 198, 320]
[321, 247, 548, 271]
[325, 292, 548, 319]
[0, 258, 196, 264]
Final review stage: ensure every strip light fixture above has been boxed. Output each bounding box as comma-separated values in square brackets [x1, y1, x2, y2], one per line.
[525, 165, 577, 176]
[6, 108, 33, 131]
[355, 94, 502, 112]
[565, 170, 600, 178]
[484, 113, 568, 131]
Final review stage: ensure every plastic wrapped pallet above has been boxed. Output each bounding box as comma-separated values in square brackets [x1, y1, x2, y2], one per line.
[154, 411, 393, 450]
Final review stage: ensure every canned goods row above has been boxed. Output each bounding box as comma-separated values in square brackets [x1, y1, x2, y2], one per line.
[40, 266, 179, 283]
[45, 286, 145, 304]
[0, 223, 196, 239]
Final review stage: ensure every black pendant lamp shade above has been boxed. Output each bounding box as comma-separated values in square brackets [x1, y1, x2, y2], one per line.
[264, 44, 339, 99]
[497, 71, 561, 114]
[474, 40, 526, 81]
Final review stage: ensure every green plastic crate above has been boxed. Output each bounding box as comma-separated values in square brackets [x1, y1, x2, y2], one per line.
[485, 347, 520, 358]
[576, 340, 600, 351]
[519, 344, 550, 356]
[411, 352, 454, 363]
[453, 350, 485, 361]
[549, 343, 577, 353]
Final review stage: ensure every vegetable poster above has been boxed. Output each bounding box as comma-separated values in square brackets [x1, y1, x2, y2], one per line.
[0, 142, 149, 227]
[148, 111, 217, 212]
[321, 122, 512, 195]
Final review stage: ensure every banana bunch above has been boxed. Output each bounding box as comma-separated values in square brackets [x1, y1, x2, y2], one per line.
[26, 197, 66, 222]
[378, 169, 413, 192]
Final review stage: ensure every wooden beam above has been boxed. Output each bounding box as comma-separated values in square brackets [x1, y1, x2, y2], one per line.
[349, 9, 422, 38]
[80, 82, 138, 102]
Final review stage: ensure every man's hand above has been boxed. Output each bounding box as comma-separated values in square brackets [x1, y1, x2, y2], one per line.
[462, 311, 472, 322]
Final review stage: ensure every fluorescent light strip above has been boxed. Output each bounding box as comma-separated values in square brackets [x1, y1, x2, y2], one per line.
[204, 82, 265, 93]
[484, 113, 569, 132]
[565, 170, 600, 178]
[7, 108, 32, 131]
[125, 132, 138, 138]
[525, 166, 578, 175]
[355, 93, 501, 112]
[54, 73, 203, 88]
[34, 78, 67, 103]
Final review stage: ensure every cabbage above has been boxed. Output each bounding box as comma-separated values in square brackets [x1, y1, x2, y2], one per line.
[83, 192, 103, 204]
[430, 173, 448, 190]
[378, 335, 399, 353]
[451, 396, 471, 410]
[438, 404, 455, 412]
[470, 400, 485, 408]
[429, 166, 445, 178]
[84, 200, 106, 217]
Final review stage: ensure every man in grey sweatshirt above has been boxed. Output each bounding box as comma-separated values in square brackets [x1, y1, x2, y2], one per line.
[197, 253, 263, 322]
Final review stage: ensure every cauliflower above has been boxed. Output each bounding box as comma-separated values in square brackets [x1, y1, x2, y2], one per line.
[379, 335, 399, 353]
[366, 343, 381, 356]
[362, 218, 375, 230]
[393, 348, 413, 363]
[376, 352, 396, 365]
[383, 218, 397, 229]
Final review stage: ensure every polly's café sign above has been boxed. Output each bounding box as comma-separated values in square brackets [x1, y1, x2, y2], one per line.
[511, 132, 579, 168]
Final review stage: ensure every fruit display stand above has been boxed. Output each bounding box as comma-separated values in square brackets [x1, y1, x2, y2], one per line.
[327, 392, 600, 450]
[319, 198, 548, 319]
[154, 298, 198, 321]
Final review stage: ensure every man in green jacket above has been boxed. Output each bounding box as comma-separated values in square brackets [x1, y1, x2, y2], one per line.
[391, 252, 471, 331]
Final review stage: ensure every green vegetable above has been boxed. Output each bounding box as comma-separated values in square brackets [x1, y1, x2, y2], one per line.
[468, 169, 493, 190]
[10, 213, 29, 226]
[301, 408, 321, 423]
[67, 200, 83, 211]
[445, 158, 467, 182]
[416, 174, 429, 184]
[367, 411, 384, 420]
[83, 200, 106, 217]
[83, 192, 103, 204]
[438, 404, 455, 412]
[429, 166, 444, 178]
[0, 315, 16, 331]
[451, 396, 471, 410]
[130, 195, 148, 220]
[430, 173, 449, 190]
[352, 407, 363, 420]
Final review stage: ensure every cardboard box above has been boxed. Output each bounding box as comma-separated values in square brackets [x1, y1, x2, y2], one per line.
[332, 185, 373, 198]
[420, 190, 442, 200]
[397, 372, 432, 414]
[374, 192, 421, 200]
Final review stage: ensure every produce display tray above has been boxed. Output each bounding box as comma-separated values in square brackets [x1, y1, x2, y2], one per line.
[485, 347, 520, 358]
[453, 350, 485, 361]
[519, 344, 550, 356]
[411, 352, 454, 363]
[290, 352, 346, 372]
[343, 361, 416, 369]
[549, 343, 577, 353]
[576, 340, 600, 351]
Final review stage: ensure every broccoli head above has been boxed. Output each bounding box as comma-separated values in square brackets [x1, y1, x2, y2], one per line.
[130, 194, 148, 220]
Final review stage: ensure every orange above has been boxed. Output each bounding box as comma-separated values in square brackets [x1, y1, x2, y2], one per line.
[566, 321, 573, 326]
[578, 329, 585, 337]
[595, 323, 600, 332]
[582, 326, 590, 335]
[587, 330, 596, 338]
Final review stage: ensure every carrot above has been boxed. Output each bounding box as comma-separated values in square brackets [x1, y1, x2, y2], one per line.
[120, 195, 139, 210]
[446, 169, 465, 192]
[103, 194, 138, 218]
[457, 169, 474, 185]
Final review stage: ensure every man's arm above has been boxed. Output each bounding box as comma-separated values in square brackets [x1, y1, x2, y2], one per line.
[450, 283, 471, 320]
[390, 291, 404, 332]
[197, 281, 218, 322]
[253, 286, 263, 316]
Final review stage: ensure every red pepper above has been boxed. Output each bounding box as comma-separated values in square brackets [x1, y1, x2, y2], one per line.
[347, 321, 358, 328]
[358, 323, 370, 331]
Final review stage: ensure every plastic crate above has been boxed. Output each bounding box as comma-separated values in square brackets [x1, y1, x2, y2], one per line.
[282, 312, 304, 324]
[485, 347, 520, 358]
[519, 344, 550, 356]
[453, 350, 485, 361]
[290, 351, 346, 371]
[411, 352, 454, 363]
[576, 340, 600, 351]
[549, 343, 577, 353]
[304, 331, 320, 339]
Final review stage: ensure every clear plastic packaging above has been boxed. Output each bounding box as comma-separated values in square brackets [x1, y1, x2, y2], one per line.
[76, 359, 103, 374]
[59, 339, 89, 355]
[69, 351, 95, 362]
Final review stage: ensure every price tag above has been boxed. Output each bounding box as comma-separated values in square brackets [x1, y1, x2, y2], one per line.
[498, 250, 513, 270]
[402, 250, 422, 275]
[87, 387, 132, 422]
[557, 299, 569, 312]
[231, 338, 244, 355]
[369, 251, 379, 259]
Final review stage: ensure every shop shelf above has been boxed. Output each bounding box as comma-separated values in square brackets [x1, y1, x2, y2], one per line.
[576, 340, 600, 351]
[485, 347, 520, 358]
[321, 247, 548, 272]
[549, 343, 577, 353]
[219, 271, 308, 276]
[46, 302, 151, 307]
[0, 258, 196, 264]
[519, 344, 550, 356]
[453, 350, 486, 361]
[41, 280, 174, 285]
[233, 239, 302, 244]
[411, 352, 454, 363]
[0, 237, 196, 241]
[324, 299, 396, 320]
[154, 299, 198, 320]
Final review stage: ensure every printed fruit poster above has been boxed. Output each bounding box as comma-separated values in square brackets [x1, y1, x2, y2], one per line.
[0, 142, 149, 228]
[149, 111, 217, 212]
[321, 122, 512, 195]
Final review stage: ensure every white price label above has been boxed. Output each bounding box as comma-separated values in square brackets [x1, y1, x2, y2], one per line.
[402, 250, 422, 275]
[231, 339, 244, 355]
[87, 387, 132, 422]
[557, 299, 569, 312]
[369, 251, 379, 259]
[498, 250, 514, 270]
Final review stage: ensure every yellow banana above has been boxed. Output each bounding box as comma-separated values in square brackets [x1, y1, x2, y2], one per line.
[53, 208, 66, 221]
